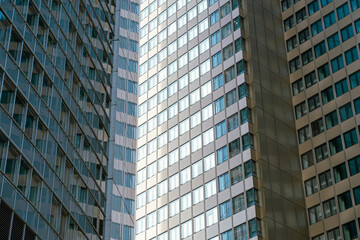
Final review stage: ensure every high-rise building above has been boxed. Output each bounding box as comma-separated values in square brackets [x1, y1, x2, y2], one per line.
[0, 0, 115, 239]
[135, 0, 308, 239]
[105, 0, 139, 239]
[281, 0, 360, 239]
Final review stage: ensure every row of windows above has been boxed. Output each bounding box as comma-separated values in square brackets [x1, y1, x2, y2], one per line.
[284, 0, 359, 33]
[312, 219, 360, 240]
[136, 160, 256, 209]
[115, 121, 137, 139]
[138, 81, 248, 140]
[137, 187, 258, 233]
[137, 217, 259, 240]
[120, 0, 139, 15]
[297, 98, 360, 143]
[113, 145, 136, 163]
[289, 39, 359, 75]
[136, 196, 259, 238]
[292, 67, 359, 98]
[116, 77, 138, 94]
[305, 155, 360, 195]
[119, 16, 139, 33]
[110, 222, 134, 240]
[119, 35, 139, 53]
[309, 185, 360, 225]
[281, 0, 333, 12]
[287, 14, 360, 55]
[111, 196, 135, 215]
[211, 38, 245, 68]
[294, 71, 360, 119]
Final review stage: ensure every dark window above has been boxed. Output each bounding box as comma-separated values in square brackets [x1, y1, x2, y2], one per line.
[333, 163, 347, 183]
[289, 57, 301, 73]
[238, 83, 249, 99]
[311, 118, 324, 136]
[227, 113, 239, 132]
[299, 28, 310, 43]
[323, 11, 336, 28]
[321, 0, 332, 7]
[226, 89, 237, 107]
[338, 191, 352, 211]
[301, 151, 314, 169]
[315, 143, 328, 162]
[325, 110, 338, 129]
[308, 0, 320, 15]
[296, 8, 307, 23]
[301, 49, 313, 65]
[308, 94, 320, 112]
[321, 86, 334, 104]
[349, 70, 360, 89]
[281, 0, 293, 11]
[305, 71, 317, 88]
[343, 128, 358, 148]
[348, 155, 360, 176]
[345, 47, 359, 65]
[216, 121, 226, 139]
[331, 54, 344, 73]
[335, 78, 349, 96]
[229, 138, 241, 158]
[284, 16, 295, 31]
[327, 33, 340, 50]
[287, 35, 298, 52]
[311, 20, 323, 36]
[295, 101, 307, 119]
[341, 24, 354, 42]
[317, 63, 330, 80]
[329, 136, 343, 156]
[314, 41, 326, 58]
[323, 198, 337, 218]
[319, 170, 332, 190]
[308, 204, 322, 224]
[292, 78, 304, 95]
[219, 200, 231, 220]
[354, 97, 360, 114]
[305, 177, 318, 196]
[342, 221, 358, 239]
[337, 3, 350, 20]
[339, 103, 353, 122]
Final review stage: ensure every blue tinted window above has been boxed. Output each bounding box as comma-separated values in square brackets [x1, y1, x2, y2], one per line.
[311, 20, 323, 36]
[212, 51, 222, 68]
[211, 30, 221, 46]
[349, 71, 360, 89]
[344, 47, 359, 65]
[335, 79, 349, 97]
[327, 33, 340, 50]
[331, 55, 344, 73]
[308, 0, 319, 15]
[337, 3, 350, 20]
[210, 10, 219, 25]
[217, 145, 228, 164]
[314, 41, 326, 58]
[218, 172, 230, 191]
[213, 73, 223, 90]
[216, 121, 226, 139]
[341, 24, 354, 41]
[323, 11, 336, 28]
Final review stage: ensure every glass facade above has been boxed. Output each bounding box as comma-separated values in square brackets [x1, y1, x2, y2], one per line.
[0, 0, 114, 239]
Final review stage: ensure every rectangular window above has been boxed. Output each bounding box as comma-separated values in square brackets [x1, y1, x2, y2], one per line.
[298, 125, 310, 143]
[343, 128, 358, 148]
[335, 78, 349, 96]
[213, 73, 223, 90]
[221, 22, 232, 39]
[304, 71, 317, 88]
[319, 170, 332, 190]
[342, 221, 358, 240]
[296, 7, 307, 23]
[331, 54, 345, 73]
[354, 186, 360, 205]
[317, 63, 330, 80]
[337, 3, 350, 20]
[224, 65, 236, 83]
[214, 96, 225, 114]
[212, 51, 222, 68]
[217, 146, 228, 165]
[339, 103, 353, 122]
[341, 24, 354, 42]
[287, 35, 298, 52]
[301, 49, 314, 65]
[226, 89, 237, 107]
[308, 94, 320, 112]
[344, 47, 359, 65]
[284, 16, 295, 31]
[232, 194, 245, 214]
[218, 172, 230, 192]
[348, 156, 360, 176]
[220, 2, 231, 18]
[301, 151, 314, 169]
[289, 57, 300, 73]
[329, 136, 343, 156]
[281, 0, 293, 11]
[325, 110, 338, 130]
[292, 78, 304, 96]
[334, 162, 347, 183]
[219, 200, 231, 220]
[308, 205, 322, 225]
[305, 177, 318, 196]
[327, 33, 340, 50]
[299, 28, 310, 43]
[210, 10, 219, 25]
[211, 30, 221, 46]
[315, 143, 328, 162]
[295, 101, 307, 119]
[216, 121, 226, 139]
[311, 20, 323, 36]
[327, 228, 340, 240]
[229, 138, 241, 158]
[308, 0, 320, 15]
[349, 71, 360, 89]
[227, 113, 239, 131]
[311, 118, 324, 136]
[324, 11, 336, 28]
[338, 191, 352, 211]
[321, 86, 334, 104]
[230, 165, 243, 185]
[314, 41, 326, 58]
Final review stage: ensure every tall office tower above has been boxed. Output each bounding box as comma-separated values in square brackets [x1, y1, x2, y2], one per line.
[281, 0, 360, 239]
[0, 0, 114, 239]
[135, 0, 308, 239]
[105, 0, 139, 239]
